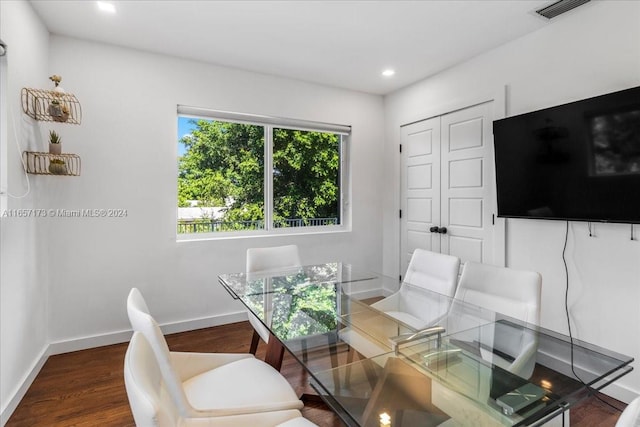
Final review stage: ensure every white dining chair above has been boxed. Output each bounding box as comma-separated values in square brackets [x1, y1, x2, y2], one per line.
[246, 245, 302, 354]
[126, 288, 303, 420]
[451, 261, 542, 379]
[403, 248, 461, 296]
[370, 249, 460, 329]
[339, 250, 459, 364]
[124, 331, 317, 427]
[615, 396, 640, 427]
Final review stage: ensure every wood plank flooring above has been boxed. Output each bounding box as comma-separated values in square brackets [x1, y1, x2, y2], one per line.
[6, 321, 625, 426]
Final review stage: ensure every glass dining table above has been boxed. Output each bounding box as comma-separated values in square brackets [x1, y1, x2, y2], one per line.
[218, 263, 633, 427]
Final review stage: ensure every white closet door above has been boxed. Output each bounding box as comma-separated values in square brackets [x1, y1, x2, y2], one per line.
[400, 117, 441, 271]
[441, 102, 495, 264]
[400, 100, 503, 275]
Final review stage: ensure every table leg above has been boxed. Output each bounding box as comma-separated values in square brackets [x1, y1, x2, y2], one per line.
[264, 333, 285, 371]
[249, 329, 260, 355]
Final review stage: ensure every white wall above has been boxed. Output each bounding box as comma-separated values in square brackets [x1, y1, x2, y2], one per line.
[383, 1, 640, 401]
[0, 0, 51, 422]
[3, 0, 637, 420]
[44, 36, 385, 346]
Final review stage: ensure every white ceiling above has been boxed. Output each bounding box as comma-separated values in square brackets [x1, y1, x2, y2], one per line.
[29, 0, 556, 95]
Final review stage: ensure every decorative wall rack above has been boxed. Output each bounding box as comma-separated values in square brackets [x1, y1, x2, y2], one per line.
[21, 75, 83, 176]
[22, 152, 81, 176]
[21, 87, 82, 124]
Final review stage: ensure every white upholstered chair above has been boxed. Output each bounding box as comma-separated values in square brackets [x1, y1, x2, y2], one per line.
[616, 396, 640, 427]
[246, 245, 302, 354]
[126, 288, 303, 420]
[124, 332, 317, 427]
[401, 248, 461, 297]
[370, 249, 461, 329]
[339, 250, 460, 361]
[451, 261, 542, 379]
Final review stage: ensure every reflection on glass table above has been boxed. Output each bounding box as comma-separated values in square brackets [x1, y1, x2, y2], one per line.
[312, 316, 633, 427]
[240, 283, 339, 342]
[220, 264, 408, 370]
[219, 264, 633, 427]
[219, 263, 381, 300]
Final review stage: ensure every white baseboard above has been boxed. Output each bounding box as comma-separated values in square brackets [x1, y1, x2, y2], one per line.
[161, 311, 247, 336]
[348, 288, 395, 300]
[601, 380, 639, 405]
[1, 345, 49, 427]
[48, 311, 247, 355]
[537, 348, 639, 404]
[48, 329, 133, 356]
[1, 311, 248, 425]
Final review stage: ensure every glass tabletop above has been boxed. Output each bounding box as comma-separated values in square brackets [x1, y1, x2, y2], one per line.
[218, 263, 383, 299]
[309, 303, 633, 427]
[218, 263, 633, 427]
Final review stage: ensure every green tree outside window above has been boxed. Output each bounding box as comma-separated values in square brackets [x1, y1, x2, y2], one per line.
[178, 118, 341, 233]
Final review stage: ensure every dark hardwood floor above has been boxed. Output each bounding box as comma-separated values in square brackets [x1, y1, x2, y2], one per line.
[7, 321, 625, 426]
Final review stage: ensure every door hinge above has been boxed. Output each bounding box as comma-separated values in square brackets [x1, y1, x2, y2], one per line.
[399, 209, 402, 219]
[492, 214, 495, 225]
[399, 144, 402, 153]
[399, 274, 402, 282]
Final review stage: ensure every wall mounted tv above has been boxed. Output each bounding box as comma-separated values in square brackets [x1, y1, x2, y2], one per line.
[493, 85, 640, 224]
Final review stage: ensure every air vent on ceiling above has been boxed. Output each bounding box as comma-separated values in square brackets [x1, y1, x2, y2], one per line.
[536, 0, 591, 19]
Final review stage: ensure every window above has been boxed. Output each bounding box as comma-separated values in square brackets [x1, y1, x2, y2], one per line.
[177, 107, 349, 237]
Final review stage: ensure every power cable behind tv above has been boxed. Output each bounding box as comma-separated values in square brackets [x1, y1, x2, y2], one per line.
[563, 220, 625, 413]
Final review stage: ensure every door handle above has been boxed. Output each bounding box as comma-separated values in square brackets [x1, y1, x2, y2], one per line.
[430, 226, 448, 234]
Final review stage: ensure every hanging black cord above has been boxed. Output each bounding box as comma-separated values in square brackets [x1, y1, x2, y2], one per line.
[563, 222, 579, 378]
[563, 221, 626, 413]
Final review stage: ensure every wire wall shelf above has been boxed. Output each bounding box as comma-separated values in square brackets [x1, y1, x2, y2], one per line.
[23, 152, 81, 176]
[21, 88, 82, 124]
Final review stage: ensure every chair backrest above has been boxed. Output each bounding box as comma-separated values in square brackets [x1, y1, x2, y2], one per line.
[246, 245, 302, 273]
[127, 288, 192, 417]
[403, 249, 461, 297]
[124, 332, 180, 427]
[452, 262, 542, 379]
[616, 396, 640, 427]
[454, 261, 541, 325]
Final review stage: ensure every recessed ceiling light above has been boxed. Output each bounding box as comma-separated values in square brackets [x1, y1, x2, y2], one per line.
[382, 69, 395, 77]
[97, 1, 116, 14]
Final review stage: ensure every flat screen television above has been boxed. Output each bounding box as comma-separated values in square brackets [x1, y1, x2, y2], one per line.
[493, 85, 640, 224]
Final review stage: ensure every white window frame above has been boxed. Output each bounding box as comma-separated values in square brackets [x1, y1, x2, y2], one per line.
[177, 106, 351, 241]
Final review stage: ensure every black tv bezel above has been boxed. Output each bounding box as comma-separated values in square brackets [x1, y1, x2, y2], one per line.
[493, 85, 640, 225]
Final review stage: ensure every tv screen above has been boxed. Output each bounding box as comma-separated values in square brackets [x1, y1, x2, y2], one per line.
[493, 85, 640, 224]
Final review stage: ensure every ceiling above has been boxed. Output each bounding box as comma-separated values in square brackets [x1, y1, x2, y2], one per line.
[29, 0, 557, 95]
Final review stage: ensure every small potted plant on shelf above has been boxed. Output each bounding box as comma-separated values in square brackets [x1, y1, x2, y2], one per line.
[47, 75, 70, 122]
[48, 99, 70, 122]
[48, 158, 67, 175]
[49, 130, 62, 154]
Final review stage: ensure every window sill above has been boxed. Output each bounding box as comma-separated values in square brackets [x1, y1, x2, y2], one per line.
[176, 225, 350, 242]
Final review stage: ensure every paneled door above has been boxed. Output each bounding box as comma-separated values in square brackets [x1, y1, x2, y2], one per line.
[400, 101, 504, 273]
[400, 117, 442, 263]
